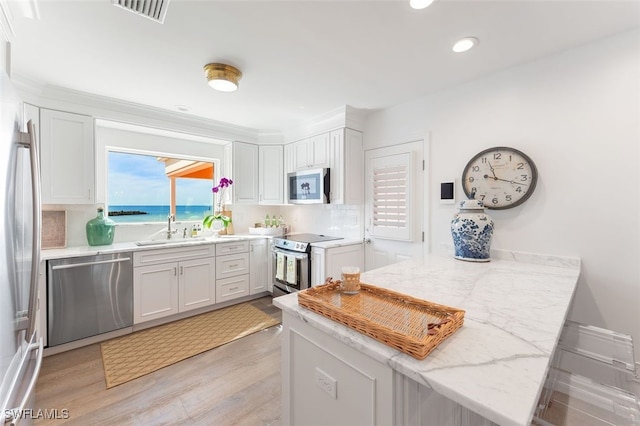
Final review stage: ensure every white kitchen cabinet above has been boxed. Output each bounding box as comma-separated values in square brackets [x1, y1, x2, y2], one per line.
[330, 128, 363, 205]
[215, 241, 250, 303]
[216, 252, 250, 280]
[311, 243, 364, 287]
[292, 132, 331, 170]
[249, 238, 268, 294]
[39, 108, 95, 204]
[281, 311, 394, 425]
[216, 274, 250, 303]
[134, 262, 179, 323]
[225, 141, 259, 205]
[311, 247, 325, 287]
[133, 245, 216, 324]
[259, 145, 283, 204]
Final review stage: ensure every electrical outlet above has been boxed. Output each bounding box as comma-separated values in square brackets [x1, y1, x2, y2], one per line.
[315, 367, 337, 399]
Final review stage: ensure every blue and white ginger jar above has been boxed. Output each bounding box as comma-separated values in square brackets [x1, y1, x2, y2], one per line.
[451, 199, 494, 262]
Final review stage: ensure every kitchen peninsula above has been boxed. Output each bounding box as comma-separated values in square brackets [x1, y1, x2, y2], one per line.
[274, 250, 581, 426]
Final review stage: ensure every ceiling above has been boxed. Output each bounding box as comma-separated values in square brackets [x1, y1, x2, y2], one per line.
[8, 0, 640, 132]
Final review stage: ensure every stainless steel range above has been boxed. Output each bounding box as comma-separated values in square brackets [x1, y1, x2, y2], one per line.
[271, 233, 342, 297]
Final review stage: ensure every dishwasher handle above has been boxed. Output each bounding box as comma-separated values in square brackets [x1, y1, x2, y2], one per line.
[51, 257, 132, 270]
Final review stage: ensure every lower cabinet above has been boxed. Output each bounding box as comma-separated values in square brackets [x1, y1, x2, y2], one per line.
[133, 257, 216, 324]
[250, 238, 269, 294]
[311, 243, 364, 286]
[133, 245, 217, 324]
[216, 241, 250, 303]
[132, 240, 271, 325]
[282, 311, 394, 425]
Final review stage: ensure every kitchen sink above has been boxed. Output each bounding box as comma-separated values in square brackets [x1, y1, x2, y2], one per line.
[135, 237, 207, 246]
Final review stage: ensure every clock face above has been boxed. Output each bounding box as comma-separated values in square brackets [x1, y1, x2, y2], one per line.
[462, 147, 538, 210]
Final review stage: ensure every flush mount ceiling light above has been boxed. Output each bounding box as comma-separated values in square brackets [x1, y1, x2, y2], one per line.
[410, 0, 435, 10]
[203, 63, 242, 92]
[452, 37, 478, 53]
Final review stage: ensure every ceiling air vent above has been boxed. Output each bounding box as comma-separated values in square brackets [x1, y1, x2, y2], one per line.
[111, 0, 170, 24]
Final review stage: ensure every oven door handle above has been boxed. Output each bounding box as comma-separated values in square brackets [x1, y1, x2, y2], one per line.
[272, 247, 308, 260]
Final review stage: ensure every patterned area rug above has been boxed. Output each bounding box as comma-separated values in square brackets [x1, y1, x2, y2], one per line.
[100, 302, 281, 388]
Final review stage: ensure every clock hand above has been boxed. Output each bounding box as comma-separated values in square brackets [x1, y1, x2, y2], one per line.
[483, 175, 528, 186]
[487, 161, 498, 179]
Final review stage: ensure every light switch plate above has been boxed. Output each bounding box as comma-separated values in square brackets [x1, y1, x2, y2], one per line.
[315, 367, 337, 399]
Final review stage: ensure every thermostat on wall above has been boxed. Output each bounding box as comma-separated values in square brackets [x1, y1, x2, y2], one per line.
[440, 181, 455, 204]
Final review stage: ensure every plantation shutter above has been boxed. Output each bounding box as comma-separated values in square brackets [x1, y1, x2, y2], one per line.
[371, 152, 413, 241]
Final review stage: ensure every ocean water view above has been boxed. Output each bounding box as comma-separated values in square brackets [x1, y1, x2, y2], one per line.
[108, 205, 213, 223]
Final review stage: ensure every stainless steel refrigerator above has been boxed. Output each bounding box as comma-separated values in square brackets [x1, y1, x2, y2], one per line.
[0, 70, 43, 425]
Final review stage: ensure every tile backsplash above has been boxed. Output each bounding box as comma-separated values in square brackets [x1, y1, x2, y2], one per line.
[44, 203, 363, 248]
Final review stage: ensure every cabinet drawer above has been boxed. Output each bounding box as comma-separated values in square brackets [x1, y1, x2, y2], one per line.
[216, 274, 249, 303]
[216, 240, 250, 256]
[134, 244, 216, 267]
[216, 253, 250, 279]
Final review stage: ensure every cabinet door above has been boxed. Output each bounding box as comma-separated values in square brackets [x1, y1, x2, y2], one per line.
[284, 143, 295, 204]
[259, 145, 284, 205]
[330, 128, 363, 205]
[40, 109, 95, 204]
[250, 239, 268, 294]
[179, 257, 216, 313]
[134, 262, 179, 324]
[324, 244, 364, 280]
[294, 138, 311, 169]
[232, 142, 259, 204]
[311, 247, 325, 287]
[311, 132, 331, 168]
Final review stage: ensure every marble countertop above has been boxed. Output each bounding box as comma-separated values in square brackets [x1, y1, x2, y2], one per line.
[309, 237, 363, 249]
[273, 250, 581, 426]
[40, 234, 265, 260]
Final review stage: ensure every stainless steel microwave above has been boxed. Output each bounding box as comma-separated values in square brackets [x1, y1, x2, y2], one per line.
[287, 168, 330, 204]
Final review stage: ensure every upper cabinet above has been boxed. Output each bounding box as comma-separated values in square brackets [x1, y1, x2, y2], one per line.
[259, 145, 284, 205]
[292, 133, 331, 170]
[284, 128, 363, 205]
[39, 109, 95, 204]
[330, 128, 363, 205]
[224, 141, 259, 205]
[225, 142, 284, 205]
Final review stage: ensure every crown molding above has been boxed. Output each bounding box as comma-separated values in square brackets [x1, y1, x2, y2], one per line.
[0, 0, 15, 42]
[283, 104, 367, 143]
[12, 74, 264, 143]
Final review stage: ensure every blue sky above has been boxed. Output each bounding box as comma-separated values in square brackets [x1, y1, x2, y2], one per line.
[108, 151, 213, 206]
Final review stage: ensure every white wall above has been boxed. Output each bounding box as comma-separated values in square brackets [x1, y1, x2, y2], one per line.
[364, 30, 640, 361]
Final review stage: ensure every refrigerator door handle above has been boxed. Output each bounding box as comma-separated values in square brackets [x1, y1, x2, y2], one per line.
[17, 120, 42, 338]
[5, 337, 44, 425]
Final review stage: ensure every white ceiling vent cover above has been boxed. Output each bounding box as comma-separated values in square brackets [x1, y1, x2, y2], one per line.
[111, 0, 170, 24]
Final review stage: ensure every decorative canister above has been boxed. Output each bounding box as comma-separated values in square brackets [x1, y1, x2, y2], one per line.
[86, 207, 116, 246]
[451, 199, 494, 262]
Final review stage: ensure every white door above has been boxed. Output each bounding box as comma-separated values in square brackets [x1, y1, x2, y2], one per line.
[364, 141, 424, 271]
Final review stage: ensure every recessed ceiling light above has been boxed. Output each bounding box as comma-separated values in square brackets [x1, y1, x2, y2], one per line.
[175, 105, 190, 112]
[452, 37, 478, 53]
[410, 0, 435, 10]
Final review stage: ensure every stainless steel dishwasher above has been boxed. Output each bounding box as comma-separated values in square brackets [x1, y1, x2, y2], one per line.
[47, 252, 133, 347]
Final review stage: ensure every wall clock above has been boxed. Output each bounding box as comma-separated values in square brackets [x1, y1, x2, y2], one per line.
[461, 146, 538, 210]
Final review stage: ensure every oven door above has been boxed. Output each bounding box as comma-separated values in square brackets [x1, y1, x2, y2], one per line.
[272, 247, 310, 295]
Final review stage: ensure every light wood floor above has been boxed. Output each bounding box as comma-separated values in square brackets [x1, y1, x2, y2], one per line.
[34, 297, 283, 426]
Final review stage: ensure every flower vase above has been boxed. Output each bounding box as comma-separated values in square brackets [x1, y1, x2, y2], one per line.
[451, 199, 494, 262]
[217, 209, 234, 235]
[86, 207, 116, 246]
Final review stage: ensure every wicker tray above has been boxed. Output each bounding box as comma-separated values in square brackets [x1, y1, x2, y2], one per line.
[297, 280, 465, 360]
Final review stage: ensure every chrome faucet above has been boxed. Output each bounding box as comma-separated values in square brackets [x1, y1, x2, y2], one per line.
[167, 214, 176, 239]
